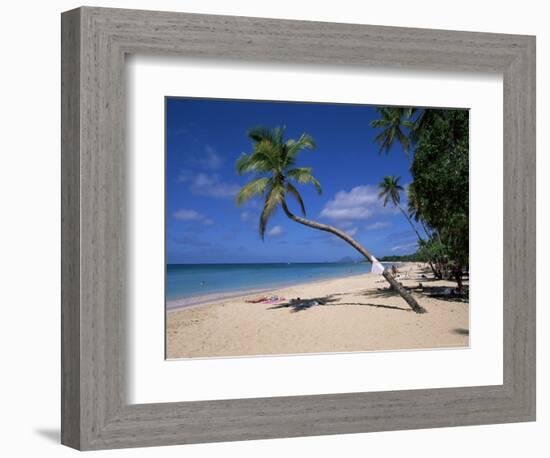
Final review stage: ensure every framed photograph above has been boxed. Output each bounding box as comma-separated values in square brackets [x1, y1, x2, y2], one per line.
[61, 6, 536, 450]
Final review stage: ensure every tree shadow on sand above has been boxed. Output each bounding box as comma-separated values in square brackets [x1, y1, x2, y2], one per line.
[420, 285, 469, 303]
[267, 293, 411, 313]
[362, 285, 468, 304]
[267, 282, 469, 314]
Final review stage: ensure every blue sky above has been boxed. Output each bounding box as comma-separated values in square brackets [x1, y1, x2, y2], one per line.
[166, 97, 420, 264]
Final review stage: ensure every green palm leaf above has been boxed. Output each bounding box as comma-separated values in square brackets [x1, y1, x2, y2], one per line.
[259, 185, 284, 239]
[286, 168, 322, 194]
[378, 175, 403, 207]
[247, 126, 276, 144]
[235, 152, 272, 175]
[235, 177, 271, 205]
[285, 182, 306, 216]
[370, 107, 414, 156]
[285, 133, 316, 163]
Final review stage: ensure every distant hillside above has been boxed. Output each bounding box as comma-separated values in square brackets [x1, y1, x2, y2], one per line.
[335, 252, 427, 263]
[336, 256, 356, 263]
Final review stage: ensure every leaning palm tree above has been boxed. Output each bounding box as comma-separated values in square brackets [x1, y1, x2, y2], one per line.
[235, 126, 424, 313]
[378, 176, 425, 242]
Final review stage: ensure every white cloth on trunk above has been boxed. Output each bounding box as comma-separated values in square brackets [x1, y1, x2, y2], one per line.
[371, 256, 385, 275]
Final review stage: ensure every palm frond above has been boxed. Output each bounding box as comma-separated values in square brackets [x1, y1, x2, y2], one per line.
[391, 188, 401, 205]
[285, 133, 316, 155]
[374, 129, 393, 154]
[396, 128, 410, 154]
[370, 118, 389, 128]
[378, 175, 403, 206]
[259, 185, 284, 240]
[403, 107, 416, 119]
[274, 126, 285, 147]
[286, 168, 322, 194]
[285, 182, 306, 215]
[254, 140, 282, 169]
[286, 167, 312, 180]
[283, 133, 316, 169]
[247, 126, 276, 144]
[371, 107, 415, 155]
[235, 177, 271, 206]
[235, 153, 272, 175]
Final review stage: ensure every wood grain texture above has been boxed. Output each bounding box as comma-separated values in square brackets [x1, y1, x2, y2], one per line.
[60, 8, 81, 449]
[61, 6, 536, 450]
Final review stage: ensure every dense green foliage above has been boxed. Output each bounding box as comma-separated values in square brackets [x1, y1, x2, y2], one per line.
[379, 253, 427, 262]
[371, 107, 469, 284]
[410, 110, 469, 267]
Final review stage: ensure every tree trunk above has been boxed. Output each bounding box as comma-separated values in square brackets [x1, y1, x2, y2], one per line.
[420, 219, 431, 239]
[397, 204, 425, 242]
[452, 264, 464, 293]
[397, 204, 442, 279]
[428, 260, 443, 280]
[281, 202, 425, 313]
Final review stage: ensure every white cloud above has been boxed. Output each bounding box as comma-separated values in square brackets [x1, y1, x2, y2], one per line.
[320, 185, 398, 221]
[196, 145, 223, 170]
[176, 170, 192, 182]
[391, 242, 418, 252]
[240, 211, 250, 222]
[172, 209, 203, 221]
[336, 221, 354, 229]
[192, 173, 240, 199]
[321, 206, 372, 220]
[365, 221, 392, 230]
[346, 227, 358, 236]
[181, 145, 224, 171]
[172, 209, 213, 225]
[178, 171, 240, 199]
[267, 225, 284, 237]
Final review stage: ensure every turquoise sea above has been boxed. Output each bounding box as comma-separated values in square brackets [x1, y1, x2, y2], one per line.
[166, 262, 379, 305]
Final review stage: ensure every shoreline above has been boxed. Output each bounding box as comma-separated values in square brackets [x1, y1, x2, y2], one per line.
[166, 262, 469, 359]
[166, 270, 378, 312]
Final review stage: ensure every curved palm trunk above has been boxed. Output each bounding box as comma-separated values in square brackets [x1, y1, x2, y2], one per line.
[397, 204, 424, 241]
[281, 202, 425, 313]
[396, 204, 443, 280]
[419, 219, 431, 239]
[397, 204, 442, 280]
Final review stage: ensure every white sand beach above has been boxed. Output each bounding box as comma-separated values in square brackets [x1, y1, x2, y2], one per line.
[166, 263, 469, 359]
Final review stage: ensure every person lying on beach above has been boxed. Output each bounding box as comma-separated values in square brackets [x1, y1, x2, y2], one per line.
[245, 295, 286, 304]
[245, 296, 268, 303]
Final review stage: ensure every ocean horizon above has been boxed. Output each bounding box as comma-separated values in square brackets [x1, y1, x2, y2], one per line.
[165, 261, 398, 306]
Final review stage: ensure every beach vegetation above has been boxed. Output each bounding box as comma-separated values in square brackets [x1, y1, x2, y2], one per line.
[371, 108, 469, 289]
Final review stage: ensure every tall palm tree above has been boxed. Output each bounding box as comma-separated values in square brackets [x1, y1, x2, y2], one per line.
[378, 176, 424, 242]
[383, 177, 443, 279]
[370, 107, 415, 159]
[235, 126, 425, 313]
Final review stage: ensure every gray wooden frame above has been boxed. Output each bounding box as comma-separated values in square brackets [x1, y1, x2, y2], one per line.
[61, 6, 536, 450]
